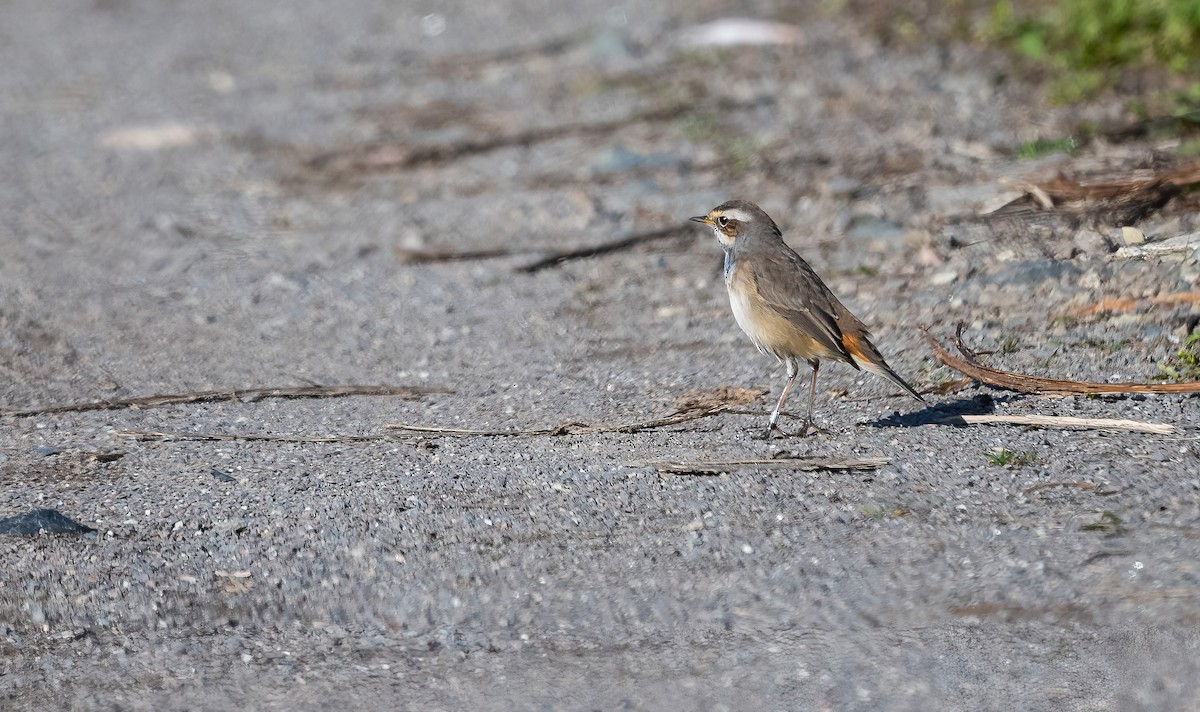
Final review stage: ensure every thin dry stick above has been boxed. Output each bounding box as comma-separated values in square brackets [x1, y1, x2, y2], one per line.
[923, 377, 976, 396]
[2, 384, 446, 417]
[985, 161, 1200, 223]
[923, 324, 1200, 395]
[306, 96, 769, 176]
[113, 429, 406, 444]
[600, 405, 732, 434]
[389, 422, 590, 437]
[517, 226, 690, 273]
[388, 404, 735, 438]
[389, 225, 692, 271]
[309, 104, 690, 174]
[628, 456, 889, 475]
[936, 414, 1175, 435]
[1023, 481, 1118, 496]
[396, 246, 532, 265]
[1066, 291, 1200, 317]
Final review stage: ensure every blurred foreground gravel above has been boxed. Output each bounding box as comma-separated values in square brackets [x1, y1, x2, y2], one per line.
[2, 1, 1199, 710]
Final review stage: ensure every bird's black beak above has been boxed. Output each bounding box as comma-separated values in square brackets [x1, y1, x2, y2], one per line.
[690, 215, 715, 226]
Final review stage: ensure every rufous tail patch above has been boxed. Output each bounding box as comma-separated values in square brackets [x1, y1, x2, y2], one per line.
[841, 331, 876, 366]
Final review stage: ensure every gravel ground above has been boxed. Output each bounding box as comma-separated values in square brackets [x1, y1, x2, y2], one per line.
[2, 1, 1199, 710]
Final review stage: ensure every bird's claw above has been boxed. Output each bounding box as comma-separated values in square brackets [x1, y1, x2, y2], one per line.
[754, 421, 827, 439]
[753, 425, 778, 440]
[794, 421, 829, 437]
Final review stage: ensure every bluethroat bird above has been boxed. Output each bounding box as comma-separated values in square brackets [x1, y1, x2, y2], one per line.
[691, 199, 924, 438]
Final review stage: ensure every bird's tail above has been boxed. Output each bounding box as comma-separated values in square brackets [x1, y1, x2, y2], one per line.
[841, 332, 925, 403]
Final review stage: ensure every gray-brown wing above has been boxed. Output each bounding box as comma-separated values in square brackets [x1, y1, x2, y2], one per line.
[747, 248, 855, 362]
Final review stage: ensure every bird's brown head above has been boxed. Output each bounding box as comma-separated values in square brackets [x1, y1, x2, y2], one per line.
[689, 199, 782, 249]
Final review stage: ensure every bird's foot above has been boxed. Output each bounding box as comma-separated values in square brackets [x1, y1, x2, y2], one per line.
[753, 424, 779, 440]
[794, 420, 829, 438]
[753, 420, 826, 439]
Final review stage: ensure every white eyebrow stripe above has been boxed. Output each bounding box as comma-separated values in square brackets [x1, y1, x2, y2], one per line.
[721, 208, 753, 222]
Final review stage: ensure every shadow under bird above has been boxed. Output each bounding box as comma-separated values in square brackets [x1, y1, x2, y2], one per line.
[691, 199, 924, 438]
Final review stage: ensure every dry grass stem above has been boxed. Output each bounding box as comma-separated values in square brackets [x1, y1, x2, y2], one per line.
[517, 226, 690, 273]
[924, 324, 1200, 395]
[1023, 481, 1119, 496]
[389, 386, 766, 437]
[2, 384, 446, 417]
[937, 414, 1174, 434]
[628, 456, 889, 475]
[113, 429, 406, 444]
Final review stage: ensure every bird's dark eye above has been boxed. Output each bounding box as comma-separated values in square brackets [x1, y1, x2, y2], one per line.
[717, 216, 729, 227]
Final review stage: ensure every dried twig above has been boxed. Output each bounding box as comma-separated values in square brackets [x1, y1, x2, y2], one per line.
[306, 97, 770, 177]
[391, 224, 692, 271]
[1116, 233, 1200, 260]
[389, 386, 766, 437]
[388, 407, 720, 437]
[517, 226, 690, 273]
[1023, 481, 1119, 496]
[986, 162, 1200, 224]
[2, 384, 446, 417]
[628, 456, 889, 475]
[923, 324, 1200, 395]
[113, 429, 406, 444]
[395, 246, 532, 265]
[935, 414, 1175, 434]
[1066, 291, 1200, 318]
[599, 406, 729, 433]
[923, 377, 975, 396]
[388, 422, 590, 437]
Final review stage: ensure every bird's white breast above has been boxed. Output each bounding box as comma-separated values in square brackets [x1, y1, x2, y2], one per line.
[728, 286, 757, 341]
[725, 267, 765, 355]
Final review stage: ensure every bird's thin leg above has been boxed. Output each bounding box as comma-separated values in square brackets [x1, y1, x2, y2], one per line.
[797, 359, 828, 437]
[758, 358, 799, 439]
